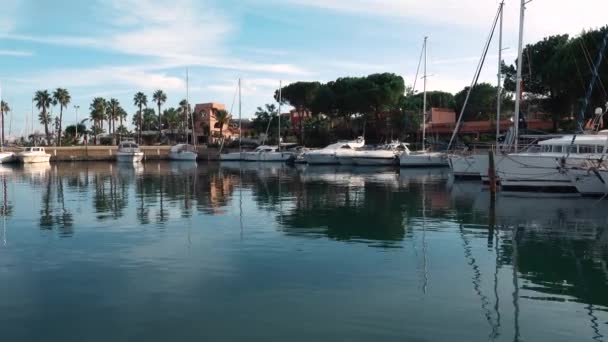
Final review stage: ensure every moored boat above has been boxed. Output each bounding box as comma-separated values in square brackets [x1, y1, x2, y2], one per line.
[17, 147, 51, 163]
[305, 137, 365, 165]
[116, 140, 144, 163]
[168, 144, 197, 161]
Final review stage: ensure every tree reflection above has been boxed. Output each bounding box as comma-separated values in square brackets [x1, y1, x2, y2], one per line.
[39, 169, 74, 237]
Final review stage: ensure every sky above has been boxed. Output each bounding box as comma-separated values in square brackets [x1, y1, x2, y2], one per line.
[0, 0, 606, 138]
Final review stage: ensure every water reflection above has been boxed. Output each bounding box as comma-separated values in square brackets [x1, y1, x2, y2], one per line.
[2, 162, 608, 341]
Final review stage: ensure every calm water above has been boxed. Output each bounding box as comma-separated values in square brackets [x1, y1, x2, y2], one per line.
[1, 162, 608, 341]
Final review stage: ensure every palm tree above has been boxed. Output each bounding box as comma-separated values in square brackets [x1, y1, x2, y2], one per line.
[107, 98, 120, 144]
[133, 92, 147, 144]
[152, 90, 166, 139]
[34, 90, 53, 143]
[0, 100, 9, 146]
[89, 97, 106, 144]
[215, 109, 230, 140]
[117, 107, 128, 140]
[52, 88, 70, 146]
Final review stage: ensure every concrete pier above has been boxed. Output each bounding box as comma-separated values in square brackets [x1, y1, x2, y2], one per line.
[8, 146, 231, 162]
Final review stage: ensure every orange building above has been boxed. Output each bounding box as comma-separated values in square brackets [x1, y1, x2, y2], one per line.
[192, 102, 233, 144]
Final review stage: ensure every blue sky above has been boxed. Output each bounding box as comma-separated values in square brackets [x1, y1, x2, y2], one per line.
[0, 0, 606, 138]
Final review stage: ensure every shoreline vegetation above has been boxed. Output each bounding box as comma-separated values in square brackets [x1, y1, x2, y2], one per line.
[2, 26, 606, 149]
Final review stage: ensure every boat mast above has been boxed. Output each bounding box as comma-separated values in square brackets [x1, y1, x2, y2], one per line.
[187, 68, 195, 148]
[513, 0, 526, 152]
[496, 2, 504, 148]
[422, 37, 428, 152]
[238, 78, 242, 154]
[278, 80, 282, 151]
[0, 81, 3, 152]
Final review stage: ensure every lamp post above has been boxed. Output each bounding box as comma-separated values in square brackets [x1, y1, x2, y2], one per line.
[74, 105, 80, 144]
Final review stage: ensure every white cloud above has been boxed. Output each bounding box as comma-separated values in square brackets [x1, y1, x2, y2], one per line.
[18, 65, 186, 92]
[0, 49, 33, 57]
[283, 0, 608, 40]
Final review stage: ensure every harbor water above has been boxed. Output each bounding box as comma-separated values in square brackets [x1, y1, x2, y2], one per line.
[1, 162, 608, 341]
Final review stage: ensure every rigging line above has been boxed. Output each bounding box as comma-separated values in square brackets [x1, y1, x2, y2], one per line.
[448, 3, 502, 150]
[412, 39, 425, 95]
[580, 39, 608, 98]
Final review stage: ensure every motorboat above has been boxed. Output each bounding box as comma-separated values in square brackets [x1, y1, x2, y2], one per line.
[17, 146, 51, 163]
[498, 134, 608, 192]
[400, 150, 448, 167]
[349, 142, 408, 166]
[220, 151, 245, 161]
[116, 140, 144, 163]
[304, 137, 365, 165]
[168, 144, 197, 161]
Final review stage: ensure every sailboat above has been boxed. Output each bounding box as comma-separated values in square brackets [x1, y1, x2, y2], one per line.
[220, 78, 245, 161]
[169, 69, 197, 161]
[447, 2, 505, 179]
[0, 82, 15, 163]
[400, 37, 448, 167]
[243, 81, 295, 162]
[498, 1, 608, 192]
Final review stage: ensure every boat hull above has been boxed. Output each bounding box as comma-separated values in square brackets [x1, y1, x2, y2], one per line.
[18, 153, 50, 163]
[168, 151, 197, 161]
[567, 168, 608, 196]
[0, 152, 15, 164]
[305, 153, 338, 165]
[401, 153, 448, 167]
[498, 154, 575, 192]
[448, 154, 480, 178]
[220, 152, 244, 161]
[352, 157, 398, 166]
[116, 152, 144, 163]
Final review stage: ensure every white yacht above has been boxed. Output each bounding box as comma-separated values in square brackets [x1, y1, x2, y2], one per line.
[304, 137, 365, 165]
[498, 134, 608, 192]
[116, 140, 144, 163]
[168, 144, 197, 161]
[349, 142, 408, 166]
[17, 146, 51, 163]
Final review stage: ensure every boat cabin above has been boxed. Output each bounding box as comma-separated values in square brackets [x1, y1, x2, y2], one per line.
[535, 135, 608, 154]
[23, 147, 45, 153]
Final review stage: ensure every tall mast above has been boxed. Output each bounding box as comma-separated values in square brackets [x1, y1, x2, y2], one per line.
[422, 37, 428, 151]
[278, 80, 282, 150]
[513, 0, 526, 152]
[187, 68, 195, 147]
[238, 78, 242, 153]
[496, 1, 504, 148]
[0, 81, 3, 151]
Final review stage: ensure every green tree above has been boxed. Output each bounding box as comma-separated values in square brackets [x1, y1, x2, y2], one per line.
[89, 97, 106, 144]
[133, 92, 147, 144]
[215, 109, 230, 139]
[276, 81, 321, 144]
[163, 107, 180, 132]
[454, 83, 506, 121]
[142, 108, 157, 131]
[52, 88, 70, 146]
[64, 122, 87, 143]
[0, 100, 9, 145]
[34, 90, 53, 143]
[252, 104, 277, 136]
[107, 99, 120, 139]
[152, 90, 167, 138]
